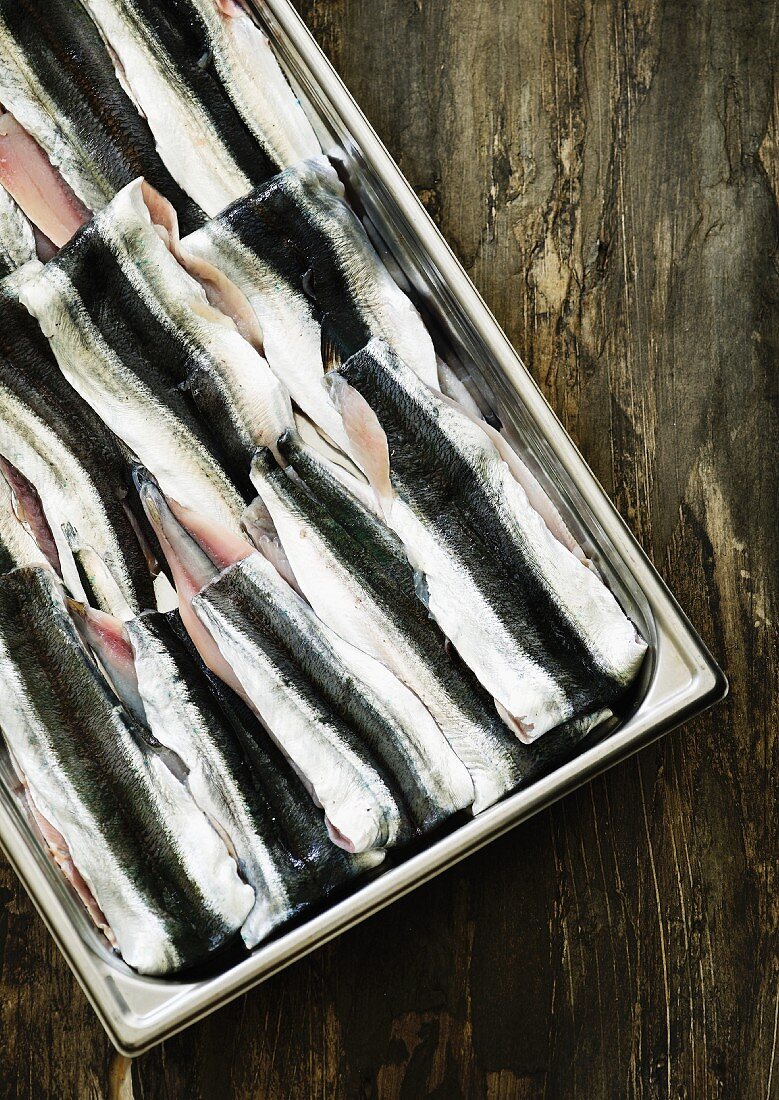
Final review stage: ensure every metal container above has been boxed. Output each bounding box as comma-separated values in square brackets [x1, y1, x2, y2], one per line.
[0, 0, 726, 1055]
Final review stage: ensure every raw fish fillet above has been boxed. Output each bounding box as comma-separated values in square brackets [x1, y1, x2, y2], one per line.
[183, 156, 439, 459]
[70, 601, 378, 948]
[0, 280, 157, 616]
[138, 472, 475, 852]
[0, 565, 252, 975]
[0, 0, 205, 232]
[81, 0, 321, 215]
[16, 181, 273, 532]
[253, 434, 611, 810]
[332, 339, 647, 740]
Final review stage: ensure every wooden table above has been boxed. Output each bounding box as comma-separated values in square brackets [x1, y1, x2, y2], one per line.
[1, 2, 776, 1097]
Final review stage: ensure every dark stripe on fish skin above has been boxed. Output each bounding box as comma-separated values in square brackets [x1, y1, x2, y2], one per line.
[0, 569, 236, 966]
[200, 561, 436, 841]
[133, 613, 294, 875]
[167, 611, 369, 904]
[0, 537, 16, 575]
[0, 291, 157, 613]
[254, 446, 534, 783]
[215, 175, 312, 295]
[0, 0, 205, 233]
[338, 348, 623, 714]
[214, 165, 373, 359]
[118, 0, 276, 183]
[50, 227, 254, 501]
[277, 430, 418, 603]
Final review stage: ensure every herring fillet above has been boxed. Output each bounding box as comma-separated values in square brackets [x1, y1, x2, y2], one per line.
[0, 282, 157, 616]
[0, 0, 205, 233]
[86, 179, 293, 484]
[0, 566, 252, 974]
[165, 615, 384, 901]
[333, 340, 647, 739]
[192, 555, 412, 853]
[183, 156, 440, 457]
[128, 611, 374, 947]
[72, 602, 375, 948]
[252, 436, 602, 810]
[17, 218, 249, 534]
[80, 0, 321, 216]
[138, 476, 468, 851]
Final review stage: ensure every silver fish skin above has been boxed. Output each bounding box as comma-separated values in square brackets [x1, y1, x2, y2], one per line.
[137, 472, 460, 853]
[0, 279, 158, 617]
[17, 207, 249, 535]
[57, 178, 291, 485]
[253, 436, 603, 811]
[70, 599, 363, 948]
[0, 182, 36, 276]
[80, 0, 321, 216]
[163, 613, 384, 916]
[250, 443, 477, 811]
[332, 339, 647, 741]
[183, 156, 439, 458]
[435, 361, 590, 567]
[0, 0, 205, 233]
[0, 566, 253, 974]
[129, 611, 330, 948]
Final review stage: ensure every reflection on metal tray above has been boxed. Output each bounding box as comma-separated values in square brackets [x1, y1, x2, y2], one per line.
[0, 0, 726, 1055]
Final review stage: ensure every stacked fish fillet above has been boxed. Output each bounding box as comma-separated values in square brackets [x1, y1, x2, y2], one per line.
[0, 0, 647, 975]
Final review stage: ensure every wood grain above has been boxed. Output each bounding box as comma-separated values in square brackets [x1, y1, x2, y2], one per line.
[1, 1, 776, 1096]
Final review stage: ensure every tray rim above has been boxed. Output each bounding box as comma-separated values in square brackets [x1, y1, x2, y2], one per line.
[0, 0, 727, 1057]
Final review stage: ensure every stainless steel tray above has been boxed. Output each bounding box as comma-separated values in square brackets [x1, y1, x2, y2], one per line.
[0, 0, 726, 1055]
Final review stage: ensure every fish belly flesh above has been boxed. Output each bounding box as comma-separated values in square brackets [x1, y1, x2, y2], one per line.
[333, 339, 647, 740]
[0, 111, 90, 247]
[81, 0, 321, 216]
[0, 285, 157, 616]
[0, 0, 205, 233]
[0, 463, 51, 574]
[0, 565, 252, 974]
[183, 156, 439, 457]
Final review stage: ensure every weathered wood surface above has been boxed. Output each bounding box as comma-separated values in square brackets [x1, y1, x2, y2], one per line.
[1, 1, 776, 1097]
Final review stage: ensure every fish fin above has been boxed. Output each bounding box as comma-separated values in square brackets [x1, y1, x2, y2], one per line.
[138, 179, 264, 351]
[320, 318, 343, 374]
[24, 792, 116, 946]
